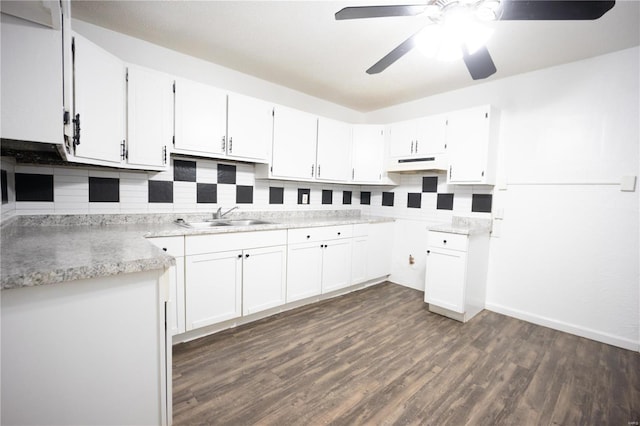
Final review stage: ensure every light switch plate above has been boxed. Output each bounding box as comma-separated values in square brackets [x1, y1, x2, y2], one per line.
[620, 176, 637, 192]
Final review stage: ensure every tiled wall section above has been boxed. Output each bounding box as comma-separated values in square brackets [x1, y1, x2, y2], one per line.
[0, 156, 492, 219]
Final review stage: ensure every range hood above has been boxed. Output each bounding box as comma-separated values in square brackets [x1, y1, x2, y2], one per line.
[386, 155, 448, 173]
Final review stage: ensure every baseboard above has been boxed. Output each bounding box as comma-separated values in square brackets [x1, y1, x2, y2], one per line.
[485, 302, 640, 352]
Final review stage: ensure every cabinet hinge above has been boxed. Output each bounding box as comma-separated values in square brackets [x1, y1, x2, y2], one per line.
[120, 140, 127, 161]
[446, 119, 448, 126]
[270, 166, 273, 173]
[485, 112, 488, 118]
[125, 69, 128, 82]
[162, 146, 167, 165]
[272, 108, 275, 117]
[444, 143, 447, 149]
[63, 110, 70, 125]
[172, 82, 175, 93]
[481, 170, 485, 177]
[172, 135, 175, 146]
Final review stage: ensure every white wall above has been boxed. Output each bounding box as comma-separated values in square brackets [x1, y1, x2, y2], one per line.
[368, 47, 640, 350]
[71, 19, 366, 124]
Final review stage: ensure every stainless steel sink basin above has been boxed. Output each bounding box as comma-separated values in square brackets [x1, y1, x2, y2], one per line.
[175, 218, 275, 228]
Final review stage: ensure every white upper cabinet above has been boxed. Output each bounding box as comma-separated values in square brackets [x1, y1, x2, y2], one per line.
[447, 105, 499, 185]
[388, 114, 447, 158]
[174, 77, 227, 156]
[72, 32, 125, 164]
[1, 13, 64, 145]
[271, 105, 318, 180]
[126, 65, 173, 168]
[316, 117, 353, 181]
[226, 93, 272, 163]
[352, 124, 385, 183]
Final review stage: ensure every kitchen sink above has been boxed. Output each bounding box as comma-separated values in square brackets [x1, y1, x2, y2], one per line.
[175, 218, 275, 228]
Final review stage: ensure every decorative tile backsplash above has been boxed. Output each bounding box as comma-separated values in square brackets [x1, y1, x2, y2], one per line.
[0, 155, 492, 219]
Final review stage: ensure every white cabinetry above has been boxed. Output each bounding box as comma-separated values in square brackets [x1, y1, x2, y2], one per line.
[388, 114, 447, 158]
[316, 117, 353, 181]
[126, 65, 173, 168]
[1, 13, 64, 146]
[352, 125, 386, 183]
[71, 32, 125, 163]
[1, 270, 171, 425]
[351, 224, 368, 285]
[271, 105, 318, 180]
[174, 77, 227, 156]
[367, 221, 394, 280]
[184, 230, 287, 330]
[147, 236, 185, 335]
[424, 230, 490, 322]
[226, 93, 272, 163]
[447, 105, 499, 185]
[286, 225, 353, 302]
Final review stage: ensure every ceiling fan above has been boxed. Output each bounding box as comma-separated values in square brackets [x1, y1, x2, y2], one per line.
[335, 0, 615, 80]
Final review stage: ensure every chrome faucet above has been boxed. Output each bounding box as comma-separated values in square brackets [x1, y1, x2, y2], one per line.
[214, 206, 238, 219]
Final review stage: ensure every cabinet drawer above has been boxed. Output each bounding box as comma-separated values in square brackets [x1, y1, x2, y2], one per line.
[186, 230, 287, 256]
[288, 225, 353, 244]
[147, 236, 185, 257]
[428, 231, 468, 252]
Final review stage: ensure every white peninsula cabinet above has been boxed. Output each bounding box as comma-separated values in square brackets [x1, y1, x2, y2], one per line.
[147, 236, 186, 335]
[286, 225, 353, 302]
[424, 230, 490, 322]
[1, 270, 171, 425]
[184, 230, 287, 330]
[446, 105, 499, 185]
[174, 77, 227, 156]
[126, 65, 173, 169]
[71, 32, 125, 164]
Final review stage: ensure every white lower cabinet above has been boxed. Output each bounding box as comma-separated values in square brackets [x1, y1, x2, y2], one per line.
[286, 241, 323, 302]
[320, 238, 353, 293]
[147, 236, 186, 335]
[184, 230, 287, 331]
[367, 222, 393, 279]
[351, 224, 369, 285]
[424, 230, 490, 322]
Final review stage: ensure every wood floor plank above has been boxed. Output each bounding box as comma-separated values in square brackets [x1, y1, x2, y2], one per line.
[172, 282, 640, 425]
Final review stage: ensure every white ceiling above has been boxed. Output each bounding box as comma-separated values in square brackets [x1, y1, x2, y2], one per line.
[70, 0, 640, 112]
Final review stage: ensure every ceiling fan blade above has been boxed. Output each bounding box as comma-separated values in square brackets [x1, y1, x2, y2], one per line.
[366, 31, 421, 74]
[335, 5, 427, 20]
[462, 46, 497, 80]
[500, 0, 615, 20]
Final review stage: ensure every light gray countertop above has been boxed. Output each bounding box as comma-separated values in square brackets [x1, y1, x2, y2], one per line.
[428, 216, 493, 235]
[1, 211, 393, 290]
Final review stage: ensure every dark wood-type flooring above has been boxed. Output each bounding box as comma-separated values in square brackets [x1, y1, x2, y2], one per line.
[173, 282, 640, 425]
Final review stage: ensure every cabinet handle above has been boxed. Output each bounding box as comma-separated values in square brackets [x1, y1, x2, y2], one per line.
[120, 140, 127, 161]
[318, 165, 321, 177]
[410, 140, 414, 154]
[311, 164, 314, 177]
[229, 137, 233, 153]
[427, 250, 430, 254]
[415, 140, 419, 153]
[337, 232, 341, 236]
[245, 254, 250, 258]
[237, 254, 242, 258]
[443, 240, 447, 244]
[162, 248, 167, 252]
[72, 113, 81, 146]
[306, 235, 311, 239]
[449, 166, 452, 179]
[221, 136, 226, 151]
[162, 146, 167, 165]
[352, 168, 355, 180]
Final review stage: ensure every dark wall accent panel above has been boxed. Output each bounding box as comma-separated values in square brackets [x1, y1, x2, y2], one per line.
[148, 180, 173, 203]
[173, 160, 197, 182]
[342, 191, 352, 205]
[382, 192, 394, 207]
[297, 188, 310, 205]
[236, 185, 254, 204]
[472, 194, 493, 213]
[407, 192, 421, 209]
[197, 183, 217, 204]
[217, 164, 236, 184]
[15, 173, 54, 202]
[360, 191, 371, 205]
[422, 176, 438, 193]
[269, 187, 284, 204]
[89, 177, 119, 203]
[1, 170, 8, 204]
[322, 190, 333, 205]
[437, 193, 454, 210]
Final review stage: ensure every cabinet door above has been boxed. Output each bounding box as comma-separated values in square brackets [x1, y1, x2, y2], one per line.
[321, 239, 353, 293]
[388, 119, 415, 158]
[424, 249, 466, 313]
[316, 117, 352, 181]
[174, 78, 227, 156]
[1, 14, 63, 145]
[227, 93, 272, 162]
[351, 236, 368, 284]
[367, 222, 393, 279]
[415, 114, 447, 155]
[185, 250, 242, 330]
[169, 257, 186, 335]
[72, 32, 124, 163]
[271, 106, 318, 179]
[242, 245, 287, 315]
[447, 106, 491, 183]
[352, 125, 385, 182]
[126, 66, 172, 168]
[286, 241, 323, 303]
